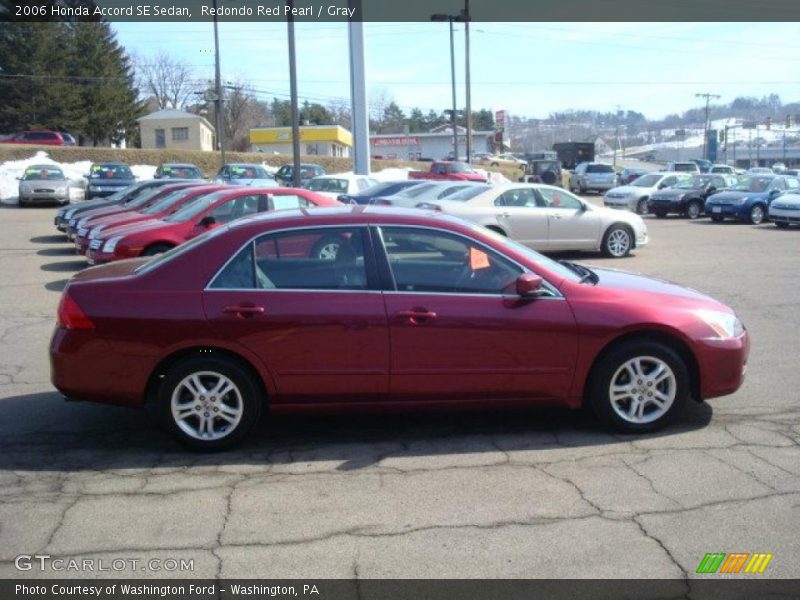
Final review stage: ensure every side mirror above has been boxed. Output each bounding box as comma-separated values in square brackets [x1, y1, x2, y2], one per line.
[707, 187, 716, 193]
[578, 202, 588, 212]
[769, 189, 780, 197]
[516, 273, 546, 298]
[199, 215, 216, 228]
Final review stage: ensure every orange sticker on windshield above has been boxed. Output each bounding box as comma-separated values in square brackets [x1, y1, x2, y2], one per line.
[469, 247, 490, 270]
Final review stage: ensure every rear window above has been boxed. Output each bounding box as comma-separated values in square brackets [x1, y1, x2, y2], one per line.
[442, 185, 492, 201]
[586, 164, 614, 174]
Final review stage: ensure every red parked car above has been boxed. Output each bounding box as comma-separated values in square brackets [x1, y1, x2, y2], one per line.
[1, 130, 74, 146]
[408, 161, 488, 182]
[51, 207, 749, 451]
[85, 187, 338, 264]
[73, 184, 226, 256]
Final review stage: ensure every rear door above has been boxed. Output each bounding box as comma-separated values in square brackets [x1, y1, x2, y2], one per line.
[492, 188, 549, 249]
[203, 225, 389, 403]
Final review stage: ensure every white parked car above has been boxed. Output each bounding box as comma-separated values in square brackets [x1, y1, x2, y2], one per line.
[373, 181, 489, 208]
[306, 174, 379, 200]
[709, 164, 735, 175]
[604, 172, 691, 214]
[415, 183, 648, 258]
[768, 192, 800, 228]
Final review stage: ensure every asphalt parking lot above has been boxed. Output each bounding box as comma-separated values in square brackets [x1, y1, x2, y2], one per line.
[1, 199, 799, 581]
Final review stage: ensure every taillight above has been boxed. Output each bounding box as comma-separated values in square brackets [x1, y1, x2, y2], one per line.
[57, 293, 95, 330]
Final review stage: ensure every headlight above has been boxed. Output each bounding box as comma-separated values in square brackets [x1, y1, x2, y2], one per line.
[696, 310, 745, 339]
[102, 236, 122, 254]
[88, 225, 104, 239]
[733, 197, 749, 205]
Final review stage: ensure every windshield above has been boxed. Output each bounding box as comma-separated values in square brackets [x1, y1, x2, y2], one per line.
[442, 185, 492, 201]
[161, 165, 202, 179]
[90, 164, 133, 179]
[165, 191, 228, 222]
[125, 186, 172, 209]
[141, 189, 202, 214]
[474, 224, 582, 283]
[731, 176, 772, 192]
[22, 166, 65, 180]
[307, 178, 348, 192]
[631, 174, 662, 187]
[450, 162, 477, 174]
[675, 175, 712, 189]
[229, 165, 270, 179]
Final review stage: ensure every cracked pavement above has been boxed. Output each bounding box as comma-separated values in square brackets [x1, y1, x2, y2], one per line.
[0, 203, 798, 580]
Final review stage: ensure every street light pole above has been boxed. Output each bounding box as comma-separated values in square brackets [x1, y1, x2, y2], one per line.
[431, 14, 459, 160]
[695, 92, 721, 160]
[463, 0, 472, 164]
[212, 0, 225, 166]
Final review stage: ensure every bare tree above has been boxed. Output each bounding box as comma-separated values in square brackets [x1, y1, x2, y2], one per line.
[327, 98, 352, 130]
[368, 86, 392, 131]
[134, 51, 198, 110]
[221, 82, 269, 151]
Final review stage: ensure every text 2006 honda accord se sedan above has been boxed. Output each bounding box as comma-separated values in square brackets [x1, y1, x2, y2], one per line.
[51, 207, 749, 451]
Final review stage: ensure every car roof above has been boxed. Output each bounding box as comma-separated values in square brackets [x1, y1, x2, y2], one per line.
[162, 163, 198, 168]
[93, 162, 129, 167]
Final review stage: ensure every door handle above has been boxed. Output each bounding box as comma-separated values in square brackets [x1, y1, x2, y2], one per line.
[499, 212, 511, 218]
[223, 304, 265, 318]
[395, 309, 437, 324]
[550, 213, 563, 219]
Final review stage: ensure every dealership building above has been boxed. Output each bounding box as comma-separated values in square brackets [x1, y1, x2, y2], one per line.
[369, 125, 494, 161]
[250, 125, 352, 157]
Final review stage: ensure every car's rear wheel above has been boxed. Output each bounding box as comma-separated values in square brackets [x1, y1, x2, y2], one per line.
[142, 243, 174, 256]
[601, 225, 633, 258]
[589, 341, 689, 433]
[636, 198, 649, 215]
[775, 221, 789, 229]
[685, 200, 702, 220]
[158, 356, 262, 451]
[749, 204, 766, 225]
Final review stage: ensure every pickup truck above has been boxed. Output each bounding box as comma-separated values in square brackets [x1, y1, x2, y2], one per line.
[408, 161, 487, 182]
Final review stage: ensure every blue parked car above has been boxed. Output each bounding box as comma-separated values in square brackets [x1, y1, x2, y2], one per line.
[337, 180, 424, 205]
[704, 174, 800, 224]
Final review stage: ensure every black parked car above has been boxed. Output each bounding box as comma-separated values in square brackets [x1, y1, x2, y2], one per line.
[337, 180, 424, 205]
[85, 163, 136, 200]
[274, 163, 326, 186]
[649, 174, 737, 219]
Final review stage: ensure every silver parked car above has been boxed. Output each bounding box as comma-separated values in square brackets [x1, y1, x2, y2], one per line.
[18, 164, 70, 206]
[415, 183, 648, 258]
[569, 162, 617, 194]
[604, 172, 691, 214]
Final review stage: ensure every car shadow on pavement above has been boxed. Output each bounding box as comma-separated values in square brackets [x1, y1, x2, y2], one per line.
[37, 247, 79, 257]
[0, 390, 713, 472]
[44, 279, 70, 292]
[40, 260, 85, 272]
[30, 235, 67, 244]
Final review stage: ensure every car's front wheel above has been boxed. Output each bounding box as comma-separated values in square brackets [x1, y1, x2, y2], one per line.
[589, 341, 689, 433]
[685, 200, 702, 220]
[158, 356, 262, 451]
[636, 198, 649, 215]
[749, 204, 766, 225]
[601, 225, 633, 258]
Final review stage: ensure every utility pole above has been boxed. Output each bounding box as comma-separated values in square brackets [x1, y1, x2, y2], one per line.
[462, 0, 472, 164]
[431, 14, 459, 160]
[287, 0, 301, 186]
[212, 0, 225, 166]
[696, 92, 721, 161]
[348, 0, 369, 175]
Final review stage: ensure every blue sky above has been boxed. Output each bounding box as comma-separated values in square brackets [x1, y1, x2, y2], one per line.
[112, 21, 800, 120]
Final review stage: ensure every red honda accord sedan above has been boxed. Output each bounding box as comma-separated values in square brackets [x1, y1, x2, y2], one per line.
[51, 207, 749, 451]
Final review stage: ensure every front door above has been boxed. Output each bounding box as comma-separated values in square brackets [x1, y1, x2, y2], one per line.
[537, 187, 601, 251]
[376, 226, 578, 401]
[203, 226, 389, 403]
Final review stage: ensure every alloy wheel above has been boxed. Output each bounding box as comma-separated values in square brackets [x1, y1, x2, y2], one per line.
[170, 371, 243, 441]
[608, 356, 676, 424]
[606, 228, 632, 257]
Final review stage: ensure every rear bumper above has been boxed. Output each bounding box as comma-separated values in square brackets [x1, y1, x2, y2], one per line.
[50, 327, 152, 407]
[697, 331, 750, 400]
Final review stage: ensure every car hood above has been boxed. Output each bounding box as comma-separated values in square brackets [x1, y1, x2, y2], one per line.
[592, 266, 727, 309]
[707, 190, 761, 202]
[770, 195, 800, 208]
[100, 218, 170, 239]
[606, 185, 651, 195]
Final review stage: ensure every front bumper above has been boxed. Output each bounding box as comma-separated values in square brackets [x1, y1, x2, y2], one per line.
[697, 331, 750, 400]
[768, 207, 800, 224]
[705, 203, 746, 219]
[603, 196, 637, 211]
[20, 192, 69, 205]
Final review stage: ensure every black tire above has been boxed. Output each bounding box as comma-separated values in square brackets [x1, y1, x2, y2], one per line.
[157, 355, 263, 451]
[540, 170, 557, 185]
[749, 204, 766, 225]
[601, 224, 634, 258]
[588, 340, 689, 433]
[310, 235, 344, 260]
[18, 197, 29, 208]
[685, 200, 702, 220]
[775, 221, 789, 229]
[142, 243, 174, 257]
[636, 198, 649, 215]
[579, 183, 587, 194]
[710, 215, 724, 222]
[653, 209, 668, 219]
[490, 162, 499, 168]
